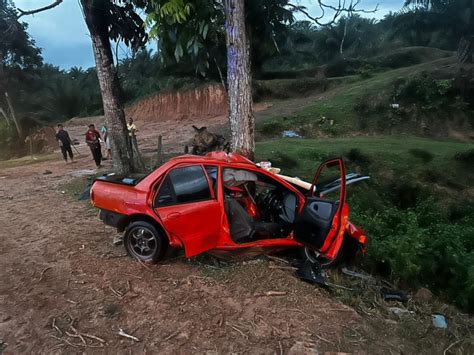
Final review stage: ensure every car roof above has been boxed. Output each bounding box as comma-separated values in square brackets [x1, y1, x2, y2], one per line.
[169, 152, 256, 166]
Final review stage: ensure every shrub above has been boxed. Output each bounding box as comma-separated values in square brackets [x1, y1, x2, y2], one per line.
[345, 148, 372, 166]
[454, 149, 474, 165]
[353, 200, 474, 311]
[409, 148, 434, 162]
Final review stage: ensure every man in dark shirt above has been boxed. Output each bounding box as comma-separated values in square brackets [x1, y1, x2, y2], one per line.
[55, 124, 73, 163]
[85, 124, 102, 168]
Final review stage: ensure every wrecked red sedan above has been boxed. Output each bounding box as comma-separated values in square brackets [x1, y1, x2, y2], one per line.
[90, 152, 367, 267]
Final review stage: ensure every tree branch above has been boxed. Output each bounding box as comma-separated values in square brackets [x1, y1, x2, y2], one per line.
[16, 0, 63, 19]
[288, 0, 378, 27]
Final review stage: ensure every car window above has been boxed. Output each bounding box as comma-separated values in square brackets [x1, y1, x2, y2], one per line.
[205, 166, 218, 197]
[168, 165, 211, 204]
[155, 177, 174, 206]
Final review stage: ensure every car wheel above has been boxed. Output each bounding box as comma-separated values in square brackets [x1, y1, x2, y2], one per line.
[303, 242, 347, 269]
[124, 221, 166, 263]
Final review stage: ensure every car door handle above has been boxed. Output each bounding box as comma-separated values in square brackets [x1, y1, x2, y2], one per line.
[167, 212, 181, 220]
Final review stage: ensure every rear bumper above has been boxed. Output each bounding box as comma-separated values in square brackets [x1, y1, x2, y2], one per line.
[99, 209, 128, 230]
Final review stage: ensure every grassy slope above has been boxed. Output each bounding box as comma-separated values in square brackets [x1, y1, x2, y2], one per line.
[256, 136, 472, 180]
[257, 57, 458, 136]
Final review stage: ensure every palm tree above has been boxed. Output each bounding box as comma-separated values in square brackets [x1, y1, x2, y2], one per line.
[405, 0, 473, 63]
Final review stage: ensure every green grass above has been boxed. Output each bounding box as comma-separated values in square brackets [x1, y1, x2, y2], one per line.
[257, 57, 458, 136]
[256, 136, 472, 180]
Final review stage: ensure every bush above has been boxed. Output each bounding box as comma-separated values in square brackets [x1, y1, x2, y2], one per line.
[345, 148, 372, 166]
[409, 148, 434, 162]
[393, 74, 456, 111]
[454, 149, 474, 165]
[353, 200, 474, 311]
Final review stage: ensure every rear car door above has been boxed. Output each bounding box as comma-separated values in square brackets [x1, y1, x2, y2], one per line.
[154, 165, 222, 257]
[294, 158, 348, 257]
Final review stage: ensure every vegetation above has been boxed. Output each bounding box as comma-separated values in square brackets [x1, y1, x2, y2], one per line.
[256, 137, 474, 310]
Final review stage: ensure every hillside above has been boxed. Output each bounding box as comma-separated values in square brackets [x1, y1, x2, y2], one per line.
[257, 54, 474, 140]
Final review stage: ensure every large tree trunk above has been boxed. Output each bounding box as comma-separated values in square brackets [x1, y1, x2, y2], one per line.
[80, 0, 138, 174]
[224, 0, 254, 160]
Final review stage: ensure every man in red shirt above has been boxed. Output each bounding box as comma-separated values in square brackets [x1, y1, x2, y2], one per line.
[85, 124, 102, 168]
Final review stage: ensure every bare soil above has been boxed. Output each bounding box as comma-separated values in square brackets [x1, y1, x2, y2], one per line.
[1, 117, 473, 354]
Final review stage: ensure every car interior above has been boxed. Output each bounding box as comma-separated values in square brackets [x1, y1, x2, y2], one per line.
[222, 168, 298, 243]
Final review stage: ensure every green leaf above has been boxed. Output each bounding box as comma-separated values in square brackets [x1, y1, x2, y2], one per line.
[202, 24, 209, 39]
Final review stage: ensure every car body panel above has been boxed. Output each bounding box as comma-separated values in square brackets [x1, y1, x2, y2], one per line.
[91, 152, 367, 261]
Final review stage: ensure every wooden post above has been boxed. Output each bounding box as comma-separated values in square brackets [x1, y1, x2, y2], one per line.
[156, 135, 163, 167]
[5, 92, 22, 138]
[28, 137, 33, 160]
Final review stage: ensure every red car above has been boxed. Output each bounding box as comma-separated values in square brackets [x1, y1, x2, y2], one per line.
[90, 152, 367, 267]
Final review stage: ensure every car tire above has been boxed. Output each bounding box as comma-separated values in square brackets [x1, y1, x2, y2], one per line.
[124, 221, 167, 263]
[303, 239, 349, 269]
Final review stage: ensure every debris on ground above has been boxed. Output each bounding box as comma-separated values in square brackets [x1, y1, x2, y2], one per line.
[118, 328, 140, 342]
[342, 267, 375, 282]
[43, 170, 52, 175]
[281, 130, 302, 138]
[295, 260, 327, 287]
[388, 307, 414, 318]
[381, 288, 409, 303]
[432, 314, 448, 329]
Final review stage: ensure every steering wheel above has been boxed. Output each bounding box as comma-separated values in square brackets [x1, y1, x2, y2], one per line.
[260, 190, 283, 217]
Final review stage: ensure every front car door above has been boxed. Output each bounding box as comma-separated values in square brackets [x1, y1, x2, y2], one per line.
[294, 158, 348, 260]
[153, 164, 222, 257]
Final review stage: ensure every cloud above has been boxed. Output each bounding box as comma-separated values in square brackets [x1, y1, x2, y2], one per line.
[14, 0, 95, 68]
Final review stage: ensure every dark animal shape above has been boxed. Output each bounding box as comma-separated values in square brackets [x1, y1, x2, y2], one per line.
[185, 125, 230, 155]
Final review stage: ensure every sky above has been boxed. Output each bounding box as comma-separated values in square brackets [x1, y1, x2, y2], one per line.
[14, 0, 406, 70]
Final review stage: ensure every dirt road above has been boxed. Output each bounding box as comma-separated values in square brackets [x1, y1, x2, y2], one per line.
[0, 144, 472, 354]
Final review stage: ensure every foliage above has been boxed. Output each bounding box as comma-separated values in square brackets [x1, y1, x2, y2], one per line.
[0, 0, 42, 68]
[393, 74, 457, 111]
[256, 137, 474, 310]
[454, 148, 474, 165]
[145, 0, 294, 77]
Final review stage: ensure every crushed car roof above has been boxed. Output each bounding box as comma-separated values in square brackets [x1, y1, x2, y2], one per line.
[170, 152, 255, 165]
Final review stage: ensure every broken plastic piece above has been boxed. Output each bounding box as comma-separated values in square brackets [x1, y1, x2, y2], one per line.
[381, 288, 409, 302]
[295, 260, 327, 287]
[432, 314, 447, 329]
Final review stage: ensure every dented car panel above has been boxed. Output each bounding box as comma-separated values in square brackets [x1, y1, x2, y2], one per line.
[91, 152, 367, 262]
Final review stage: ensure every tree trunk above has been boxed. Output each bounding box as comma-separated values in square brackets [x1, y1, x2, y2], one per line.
[224, 0, 254, 160]
[80, 0, 138, 174]
[457, 36, 473, 64]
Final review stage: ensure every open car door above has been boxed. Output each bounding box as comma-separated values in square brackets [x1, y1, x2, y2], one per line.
[294, 158, 348, 259]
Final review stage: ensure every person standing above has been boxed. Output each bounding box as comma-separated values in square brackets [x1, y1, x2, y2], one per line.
[127, 117, 137, 137]
[101, 125, 112, 160]
[85, 124, 102, 168]
[55, 124, 73, 163]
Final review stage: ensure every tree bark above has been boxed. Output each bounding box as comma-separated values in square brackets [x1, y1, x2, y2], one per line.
[80, 0, 137, 174]
[224, 0, 254, 160]
[457, 36, 473, 64]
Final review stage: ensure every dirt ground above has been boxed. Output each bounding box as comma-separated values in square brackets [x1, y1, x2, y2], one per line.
[1, 116, 473, 353]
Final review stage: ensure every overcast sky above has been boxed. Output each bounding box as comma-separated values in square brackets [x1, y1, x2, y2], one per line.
[14, 0, 406, 70]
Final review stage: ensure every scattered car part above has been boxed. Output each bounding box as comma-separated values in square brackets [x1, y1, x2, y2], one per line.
[381, 288, 409, 302]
